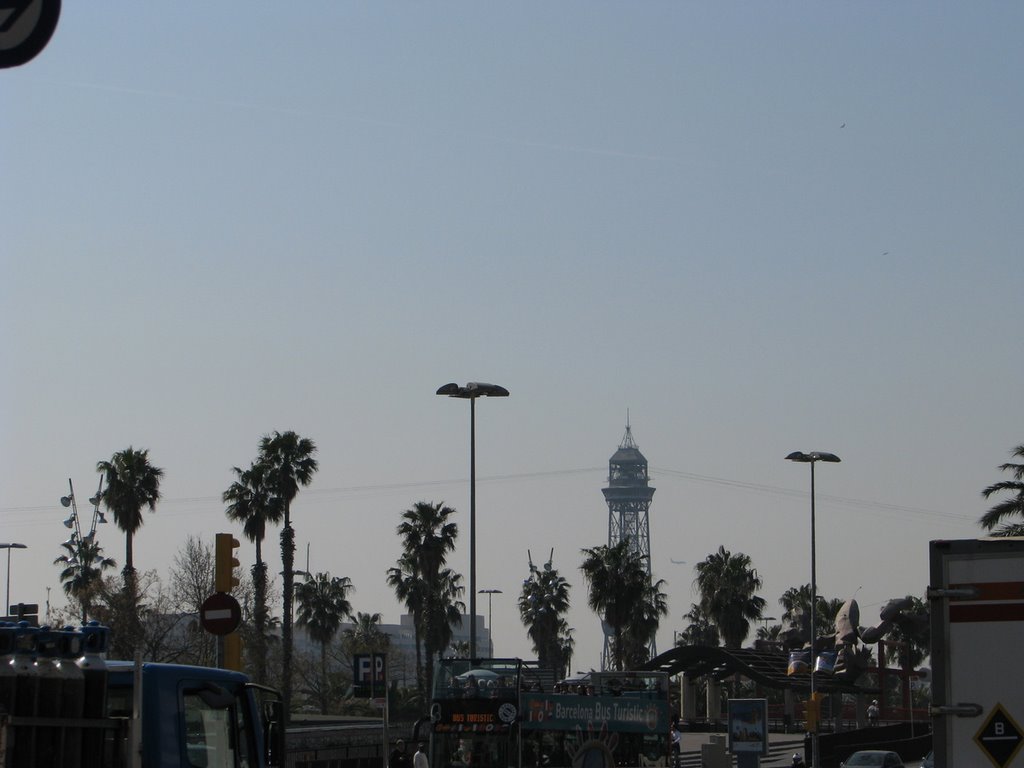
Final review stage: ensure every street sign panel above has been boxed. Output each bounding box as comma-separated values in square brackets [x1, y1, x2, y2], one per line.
[974, 704, 1024, 768]
[200, 592, 241, 636]
[0, 0, 61, 69]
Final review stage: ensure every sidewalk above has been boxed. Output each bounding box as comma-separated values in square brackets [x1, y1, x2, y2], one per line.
[677, 732, 807, 767]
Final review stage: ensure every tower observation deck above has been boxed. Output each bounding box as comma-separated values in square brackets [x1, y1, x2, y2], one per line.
[600, 420, 656, 667]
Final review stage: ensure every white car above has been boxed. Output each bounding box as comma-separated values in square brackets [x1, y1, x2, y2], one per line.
[841, 751, 905, 768]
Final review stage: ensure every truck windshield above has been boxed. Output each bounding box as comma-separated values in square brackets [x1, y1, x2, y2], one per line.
[183, 687, 253, 768]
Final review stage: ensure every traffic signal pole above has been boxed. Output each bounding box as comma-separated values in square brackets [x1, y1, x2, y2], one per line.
[213, 533, 243, 670]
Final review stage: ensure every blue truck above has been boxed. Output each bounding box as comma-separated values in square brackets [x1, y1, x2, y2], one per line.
[1, 622, 285, 768]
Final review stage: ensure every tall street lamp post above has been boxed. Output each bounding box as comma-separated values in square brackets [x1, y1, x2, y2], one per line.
[437, 382, 509, 659]
[786, 451, 841, 768]
[0, 543, 28, 615]
[479, 588, 502, 656]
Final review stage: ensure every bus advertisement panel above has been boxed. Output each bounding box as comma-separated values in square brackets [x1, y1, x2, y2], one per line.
[522, 692, 668, 733]
[518, 675, 670, 768]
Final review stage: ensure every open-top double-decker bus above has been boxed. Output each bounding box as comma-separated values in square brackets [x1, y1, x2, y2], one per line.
[429, 659, 670, 768]
[429, 658, 524, 768]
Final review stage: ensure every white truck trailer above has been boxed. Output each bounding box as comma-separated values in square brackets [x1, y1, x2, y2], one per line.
[928, 537, 1024, 768]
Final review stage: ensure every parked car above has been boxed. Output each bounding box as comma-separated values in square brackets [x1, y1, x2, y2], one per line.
[840, 751, 905, 768]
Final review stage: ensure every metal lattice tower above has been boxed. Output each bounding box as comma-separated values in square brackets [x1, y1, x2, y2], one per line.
[600, 418, 656, 668]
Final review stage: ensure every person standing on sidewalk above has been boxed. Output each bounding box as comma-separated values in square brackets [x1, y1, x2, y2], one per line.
[670, 717, 681, 767]
[414, 743, 429, 768]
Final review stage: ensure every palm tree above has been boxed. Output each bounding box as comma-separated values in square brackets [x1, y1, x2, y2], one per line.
[979, 444, 1024, 536]
[54, 538, 117, 623]
[779, 584, 838, 643]
[96, 447, 164, 586]
[883, 595, 930, 670]
[519, 551, 572, 676]
[580, 541, 650, 670]
[678, 603, 720, 647]
[344, 611, 389, 653]
[386, 554, 426, 693]
[295, 571, 353, 714]
[97, 447, 163, 657]
[694, 546, 766, 649]
[393, 501, 459, 697]
[756, 622, 783, 643]
[558, 627, 576, 676]
[430, 568, 465, 662]
[620, 577, 669, 667]
[258, 430, 318, 719]
[223, 460, 282, 685]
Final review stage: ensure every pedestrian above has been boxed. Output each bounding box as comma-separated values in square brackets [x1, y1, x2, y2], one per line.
[390, 740, 411, 768]
[670, 717, 681, 767]
[867, 699, 879, 727]
[414, 742, 429, 768]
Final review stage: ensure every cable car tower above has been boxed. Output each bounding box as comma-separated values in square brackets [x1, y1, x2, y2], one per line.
[600, 417, 656, 668]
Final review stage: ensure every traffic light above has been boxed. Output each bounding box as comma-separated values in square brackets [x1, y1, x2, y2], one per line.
[215, 533, 241, 593]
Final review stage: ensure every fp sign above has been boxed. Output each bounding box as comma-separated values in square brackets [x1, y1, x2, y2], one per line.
[0, 0, 61, 69]
[353, 653, 386, 685]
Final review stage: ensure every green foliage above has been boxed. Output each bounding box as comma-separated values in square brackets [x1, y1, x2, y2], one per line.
[257, 430, 319, 718]
[694, 546, 766, 649]
[580, 540, 667, 670]
[883, 595, 930, 670]
[979, 444, 1024, 535]
[296, 571, 354, 714]
[224, 460, 284, 685]
[53, 537, 116, 623]
[679, 603, 719, 647]
[97, 446, 164, 659]
[389, 501, 463, 700]
[519, 551, 571, 677]
[97, 446, 164, 574]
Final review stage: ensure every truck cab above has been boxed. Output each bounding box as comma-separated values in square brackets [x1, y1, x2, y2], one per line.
[106, 661, 285, 768]
[0, 621, 284, 768]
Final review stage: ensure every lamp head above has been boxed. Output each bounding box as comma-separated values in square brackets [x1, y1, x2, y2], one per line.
[437, 382, 510, 399]
[63, 515, 75, 529]
[60, 495, 72, 508]
[786, 451, 841, 463]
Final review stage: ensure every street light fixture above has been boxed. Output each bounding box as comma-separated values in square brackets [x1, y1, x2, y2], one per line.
[479, 588, 503, 656]
[786, 450, 840, 768]
[437, 381, 509, 659]
[0, 543, 28, 615]
[59, 476, 108, 547]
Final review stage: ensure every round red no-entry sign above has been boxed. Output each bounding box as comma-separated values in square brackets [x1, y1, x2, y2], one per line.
[200, 592, 241, 636]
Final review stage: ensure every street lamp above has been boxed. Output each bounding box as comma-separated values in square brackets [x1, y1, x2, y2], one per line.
[786, 450, 841, 768]
[0, 543, 28, 615]
[479, 588, 503, 656]
[437, 381, 510, 659]
[60, 476, 108, 555]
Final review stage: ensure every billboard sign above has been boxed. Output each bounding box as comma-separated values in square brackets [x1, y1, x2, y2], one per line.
[728, 698, 768, 755]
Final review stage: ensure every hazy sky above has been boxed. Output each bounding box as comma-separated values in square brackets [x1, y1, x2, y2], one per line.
[3, 3, 1022, 671]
